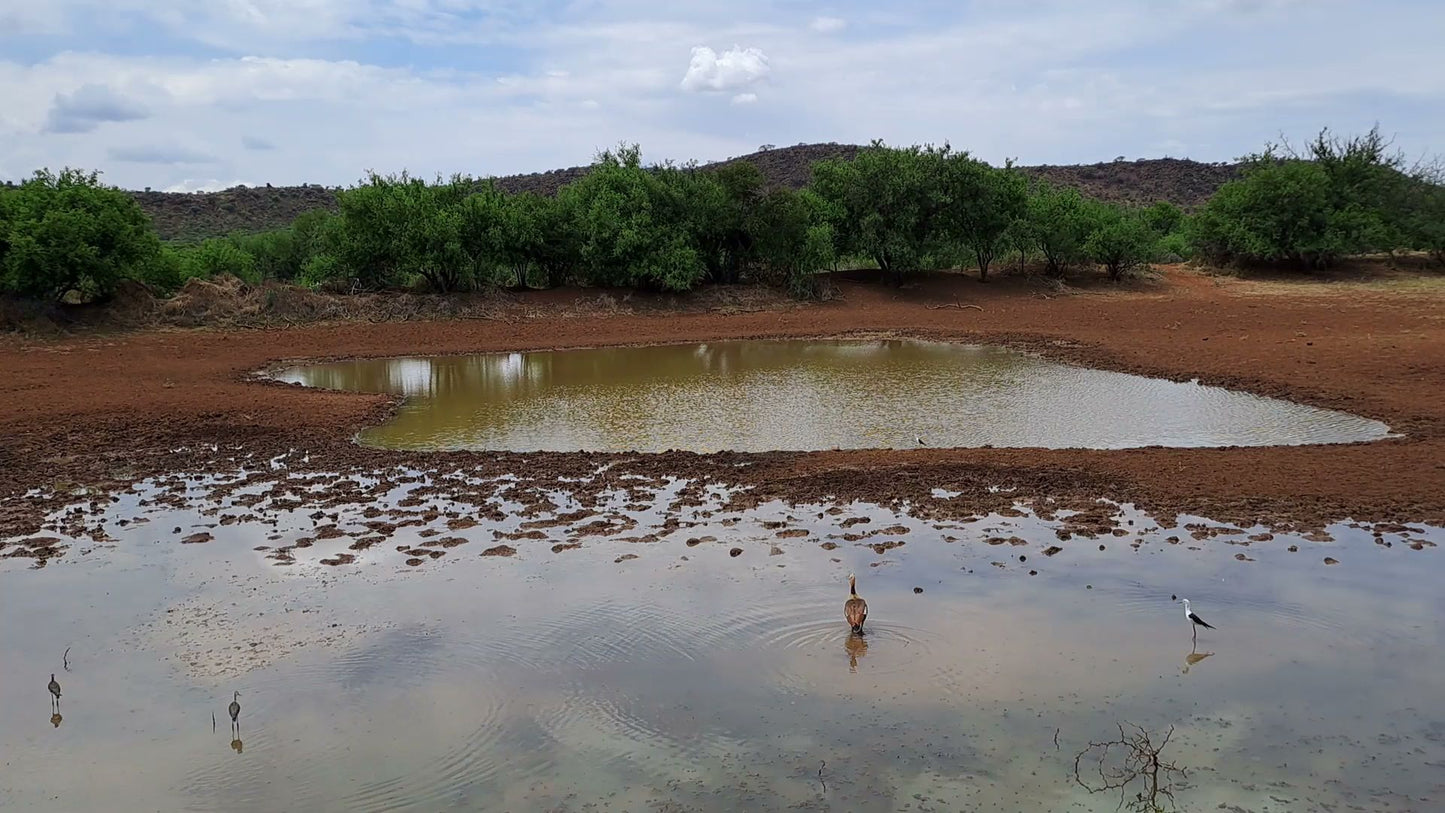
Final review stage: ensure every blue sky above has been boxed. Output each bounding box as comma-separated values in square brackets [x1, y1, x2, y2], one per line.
[2, 0, 1441, 191]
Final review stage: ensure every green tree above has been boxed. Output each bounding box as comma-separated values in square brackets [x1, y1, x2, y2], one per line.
[1025, 183, 1096, 277]
[751, 188, 836, 297]
[505, 191, 582, 288]
[1189, 126, 1415, 269]
[1188, 160, 1337, 268]
[0, 168, 162, 301]
[812, 141, 945, 285]
[328, 172, 474, 291]
[561, 145, 705, 292]
[1084, 204, 1157, 281]
[937, 156, 1028, 281]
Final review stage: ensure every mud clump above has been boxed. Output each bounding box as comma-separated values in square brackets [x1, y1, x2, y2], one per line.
[1323, 557, 1339, 565]
[729, 547, 743, 557]
[1043, 545, 1063, 557]
[320, 553, 357, 566]
[614, 554, 639, 563]
[775, 528, 808, 539]
[482, 544, 517, 557]
[551, 542, 582, 553]
[405, 557, 424, 566]
[180, 532, 213, 544]
[867, 540, 905, 554]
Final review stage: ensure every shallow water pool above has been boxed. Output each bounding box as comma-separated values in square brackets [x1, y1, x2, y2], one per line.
[271, 339, 1393, 452]
[2, 468, 1441, 811]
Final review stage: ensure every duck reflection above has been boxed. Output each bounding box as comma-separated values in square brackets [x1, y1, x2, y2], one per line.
[845, 634, 869, 672]
[230, 737, 244, 754]
[1182, 650, 1215, 674]
[50, 713, 62, 728]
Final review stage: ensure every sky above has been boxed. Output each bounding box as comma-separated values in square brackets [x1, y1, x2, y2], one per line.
[1, 0, 1441, 192]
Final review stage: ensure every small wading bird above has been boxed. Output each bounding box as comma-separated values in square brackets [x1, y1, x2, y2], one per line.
[915, 435, 927, 447]
[48, 674, 61, 712]
[1180, 598, 1215, 644]
[228, 691, 241, 733]
[845, 574, 868, 635]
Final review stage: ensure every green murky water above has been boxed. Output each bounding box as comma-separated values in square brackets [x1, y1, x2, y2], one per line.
[2, 465, 1441, 811]
[271, 340, 1393, 452]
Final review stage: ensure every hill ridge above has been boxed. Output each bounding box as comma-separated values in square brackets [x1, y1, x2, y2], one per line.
[127, 142, 1241, 241]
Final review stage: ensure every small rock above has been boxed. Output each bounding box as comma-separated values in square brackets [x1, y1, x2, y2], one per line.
[729, 547, 743, 557]
[614, 554, 638, 563]
[405, 558, 424, 566]
[1043, 546, 1063, 557]
[913, 587, 923, 594]
[1287, 545, 1299, 552]
[1323, 557, 1339, 565]
[769, 546, 784, 556]
[180, 532, 213, 545]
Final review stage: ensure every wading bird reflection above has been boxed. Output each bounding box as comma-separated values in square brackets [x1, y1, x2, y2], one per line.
[845, 633, 869, 672]
[228, 691, 241, 736]
[1182, 650, 1214, 674]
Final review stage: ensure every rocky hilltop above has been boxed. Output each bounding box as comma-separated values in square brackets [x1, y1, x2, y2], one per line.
[131, 143, 1240, 241]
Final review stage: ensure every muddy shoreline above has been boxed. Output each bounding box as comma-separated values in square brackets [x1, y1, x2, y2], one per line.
[3, 268, 1445, 539]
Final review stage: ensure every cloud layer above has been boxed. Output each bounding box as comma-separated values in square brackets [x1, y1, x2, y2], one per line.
[1, 1, 1441, 191]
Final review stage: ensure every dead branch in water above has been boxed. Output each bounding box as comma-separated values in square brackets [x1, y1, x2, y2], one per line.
[1073, 722, 1186, 812]
[925, 299, 984, 311]
[63, 647, 70, 671]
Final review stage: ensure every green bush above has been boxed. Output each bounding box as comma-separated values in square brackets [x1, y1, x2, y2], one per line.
[936, 155, 1028, 281]
[1084, 205, 1156, 281]
[1023, 184, 1096, 277]
[561, 145, 705, 292]
[812, 141, 946, 285]
[0, 168, 163, 301]
[185, 238, 259, 282]
[750, 188, 836, 297]
[1188, 126, 1415, 270]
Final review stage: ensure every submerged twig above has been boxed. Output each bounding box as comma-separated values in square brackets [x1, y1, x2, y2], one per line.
[818, 760, 827, 793]
[1054, 727, 1061, 751]
[212, 712, 216, 733]
[1073, 722, 1186, 812]
[63, 647, 70, 671]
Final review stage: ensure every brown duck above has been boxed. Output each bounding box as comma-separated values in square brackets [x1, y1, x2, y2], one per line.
[844, 573, 868, 634]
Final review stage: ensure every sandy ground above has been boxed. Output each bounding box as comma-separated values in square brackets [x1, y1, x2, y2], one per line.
[3, 266, 1444, 537]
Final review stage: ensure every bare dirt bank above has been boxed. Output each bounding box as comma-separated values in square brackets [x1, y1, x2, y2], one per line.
[3, 267, 1444, 537]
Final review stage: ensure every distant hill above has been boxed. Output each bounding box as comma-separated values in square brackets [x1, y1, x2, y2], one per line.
[131, 143, 1240, 242]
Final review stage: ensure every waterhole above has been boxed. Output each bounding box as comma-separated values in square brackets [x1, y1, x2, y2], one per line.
[3, 471, 1441, 811]
[271, 339, 1391, 452]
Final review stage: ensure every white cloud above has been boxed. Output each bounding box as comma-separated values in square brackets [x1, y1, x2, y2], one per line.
[809, 16, 846, 33]
[731, 92, 758, 105]
[679, 45, 770, 93]
[163, 178, 256, 193]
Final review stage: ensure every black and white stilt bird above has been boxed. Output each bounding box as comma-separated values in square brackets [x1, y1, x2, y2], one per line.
[48, 674, 61, 712]
[1180, 598, 1215, 643]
